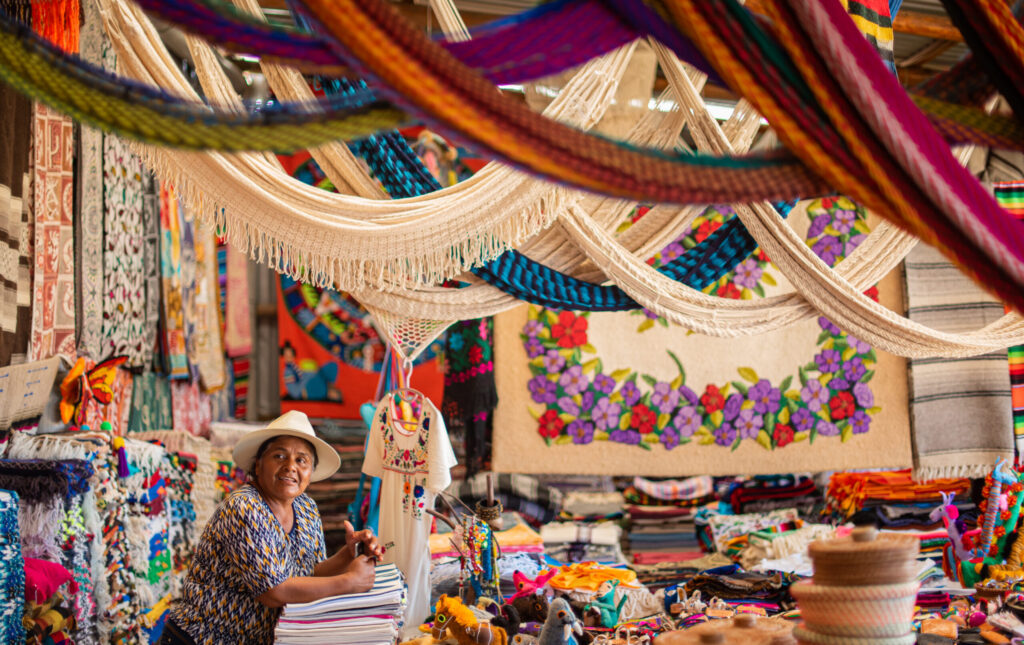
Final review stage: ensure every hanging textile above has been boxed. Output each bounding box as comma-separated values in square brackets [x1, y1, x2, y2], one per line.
[28, 103, 75, 362]
[192, 223, 226, 391]
[159, 185, 190, 380]
[0, 489, 24, 643]
[906, 241, 1013, 479]
[31, 0, 79, 53]
[0, 79, 32, 367]
[995, 181, 1024, 455]
[127, 371, 173, 432]
[223, 244, 252, 357]
[171, 379, 211, 436]
[442, 318, 497, 477]
[492, 199, 912, 476]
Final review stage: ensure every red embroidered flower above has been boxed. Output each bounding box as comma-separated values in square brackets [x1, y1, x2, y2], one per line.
[632, 206, 650, 223]
[468, 345, 483, 365]
[694, 219, 722, 244]
[863, 286, 879, 302]
[538, 409, 564, 439]
[829, 391, 855, 420]
[773, 423, 794, 448]
[701, 384, 725, 413]
[551, 311, 588, 348]
[716, 282, 742, 300]
[630, 403, 657, 434]
[756, 249, 770, 263]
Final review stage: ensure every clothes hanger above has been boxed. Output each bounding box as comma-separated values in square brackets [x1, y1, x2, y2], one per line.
[387, 354, 426, 433]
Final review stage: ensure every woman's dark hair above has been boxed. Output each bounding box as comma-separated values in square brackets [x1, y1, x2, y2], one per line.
[250, 435, 319, 477]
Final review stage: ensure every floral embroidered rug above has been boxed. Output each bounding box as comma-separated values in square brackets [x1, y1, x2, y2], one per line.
[493, 200, 912, 476]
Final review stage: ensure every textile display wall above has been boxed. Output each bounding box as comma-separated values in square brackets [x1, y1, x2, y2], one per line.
[0, 79, 33, 368]
[493, 200, 912, 475]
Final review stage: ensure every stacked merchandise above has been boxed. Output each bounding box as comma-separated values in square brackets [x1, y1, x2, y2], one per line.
[543, 490, 626, 564]
[625, 477, 716, 565]
[825, 470, 973, 527]
[274, 563, 405, 645]
[725, 474, 821, 516]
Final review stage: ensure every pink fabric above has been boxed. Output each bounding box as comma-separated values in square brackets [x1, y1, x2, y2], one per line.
[24, 557, 76, 604]
[28, 105, 75, 361]
[223, 244, 252, 357]
[171, 379, 211, 437]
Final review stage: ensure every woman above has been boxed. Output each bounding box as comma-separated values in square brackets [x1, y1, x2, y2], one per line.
[159, 410, 383, 645]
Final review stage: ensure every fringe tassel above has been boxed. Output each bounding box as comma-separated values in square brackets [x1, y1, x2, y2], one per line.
[913, 463, 999, 481]
[31, 0, 80, 53]
[132, 142, 564, 295]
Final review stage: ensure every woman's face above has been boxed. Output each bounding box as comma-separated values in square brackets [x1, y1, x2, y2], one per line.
[253, 436, 315, 501]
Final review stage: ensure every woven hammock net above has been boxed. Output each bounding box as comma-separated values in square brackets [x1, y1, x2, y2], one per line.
[92, 0, 1024, 360]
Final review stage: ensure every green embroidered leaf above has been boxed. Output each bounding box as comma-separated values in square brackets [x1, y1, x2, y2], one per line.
[793, 431, 808, 442]
[816, 330, 832, 345]
[637, 319, 655, 333]
[596, 359, 604, 374]
[595, 431, 609, 441]
[638, 441, 652, 451]
[582, 343, 597, 354]
[867, 406, 882, 415]
[753, 283, 766, 299]
[786, 397, 800, 412]
[780, 375, 793, 393]
[863, 369, 875, 383]
[809, 428, 817, 444]
[731, 437, 742, 452]
[544, 437, 551, 447]
[657, 413, 672, 429]
[626, 373, 639, 383]
[738, 367, 759, 383]
[667, 350, 686, 384]
[731, 381, 749, 396]
[582, 359, 600, 374]
[840, 425, 852, 443]
[610, 369, 632, 381]
[554, 435, 572, 445]
[798, 366, 808, 388]
[642, 374, 658, 387]
[764, 413, 776, 434]
[778, 407, 790, 425]
[805, 361, 818, 373]
[682, 237, 697, 250]
[619, 414, 631, 430]
[762, 272, 777, 287]
[842, 346, 856, 362]
[709, 411, 724, 428]
[867, 349, 877, 362]
[756, 430, 772, 451]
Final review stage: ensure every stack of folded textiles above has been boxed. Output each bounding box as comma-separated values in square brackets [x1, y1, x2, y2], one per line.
[726, 474, 821, 515]
[274, 564, 406, 645]
[541, 520, 625, 564]
[624, 477, 716, 568]
[825, 470, 972, 526]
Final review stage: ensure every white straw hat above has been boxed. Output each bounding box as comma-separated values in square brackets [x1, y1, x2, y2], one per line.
[232, 411, 340, 482]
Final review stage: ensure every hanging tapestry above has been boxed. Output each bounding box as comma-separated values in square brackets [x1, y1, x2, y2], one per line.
[29, 103, 75, 362]
[493, 200, 912, 476]
[996, 181, 1024, 456]
[0, 80, 32, 367]
[277, 275, 444, 418]
[179, 199, 199, 378]
[142, 170, 160, 368]
[231, 356, 249, 419]
[171, 380, 211, 437]
[223, 243, 252, 357]
[192, 223, 226, 391]
[127, 371, 173, 432]
[75, 0, 106, 360]
[102, 134, 149, 367]
[159, 186, 190, 379]
[442, 318, 497, 477]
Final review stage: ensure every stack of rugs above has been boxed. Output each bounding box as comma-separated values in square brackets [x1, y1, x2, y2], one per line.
[624, 476, 715, 565]
[274, 564, 406, 645]
[826, 470, 973, 528]
[725, 474, 821, 515]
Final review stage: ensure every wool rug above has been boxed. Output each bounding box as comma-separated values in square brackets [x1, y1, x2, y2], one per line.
[493, 200, 911, 475]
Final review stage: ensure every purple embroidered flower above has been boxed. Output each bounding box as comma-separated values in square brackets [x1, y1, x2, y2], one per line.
[723, 393, 744, 422]
[815, 349, 842, 374]
[843, 357, 866, 382]
[672, 405, 702, 437]
[816, 419, 839, 437]
[801, 380, 830, 412]
[849, 410, 871, 435]
[592, 398, 622, 431]
[812, 235, 843, 266]
[528, 375, 558, 404]
[714, 423, 737, 447]
[542, 350, 566, 374]
[735, 409, 763, 440]
[609, 429, 642, 445]
[716, 204, 736, 217]
[593, 373, 616, 394]
[807, 214, 830, 239]
[847, 335, 870, 354]
[568, 420, 595, 445]
[832, 208, 856, 234]
[853, 382, 874, 408]
[557, 396, 580, 417]
[523, 319, 544, 338]
[733, 258, 763, 289]
[651, 382, 680, 415]
[791, 407, 815, 432]
[642, 308, 660, 320]
[829, 377, 851, 392]
[660, 242, 685, 263]
[844, 233, 867, 257]
[678, 385, 699, 406]
[749, 379, 781, 415]
[620, 380, 642, 406]
[818, 316, 841, 335]
[579, 390, 596, 415]
[660, 427, 680, 450]
[559, 365, 589, 396]
[525, 337, 545, 358]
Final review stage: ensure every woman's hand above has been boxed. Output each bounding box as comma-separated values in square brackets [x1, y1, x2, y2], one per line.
[344, 520, 383, 561]
[344, 555, 376, 593]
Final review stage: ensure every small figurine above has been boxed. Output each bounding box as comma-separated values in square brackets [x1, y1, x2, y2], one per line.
[538, 599, 584, 645]
[511, 593, 550, 625]
[510, 569, 557, 602]
[434, 595, 509, 645]
[584, 580, 627, 628]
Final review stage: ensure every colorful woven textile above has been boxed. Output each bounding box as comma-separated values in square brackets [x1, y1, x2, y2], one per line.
[633, 476, 714, 502]
[192, 222, 226, 391]
[28, 103, 75, 362]
[995, 181, 1024, 454]
[127, 371, 173, 432]
[0, 77, 32, 367]
[223, 243, 251, 357]
[0, 489, 24, 644]
[159, 186, 190, 380]
[442, 318, 497, 477]
[171, 380, 212, 436]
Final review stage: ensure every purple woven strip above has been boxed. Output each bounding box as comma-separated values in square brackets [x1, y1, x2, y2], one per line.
[801, 0, 1024, 277]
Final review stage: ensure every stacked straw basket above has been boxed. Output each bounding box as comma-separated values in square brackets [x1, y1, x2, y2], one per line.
[791, 526, 920, 645]
[654, 613, 796, 645]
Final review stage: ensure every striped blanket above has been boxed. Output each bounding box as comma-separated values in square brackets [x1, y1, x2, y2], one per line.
[995, 181, 1024, 455]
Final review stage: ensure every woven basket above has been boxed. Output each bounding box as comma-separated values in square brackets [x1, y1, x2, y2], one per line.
[791, 580, 919, 638]
[792, 625, 915, 645]
[807, 527, 919, 587]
